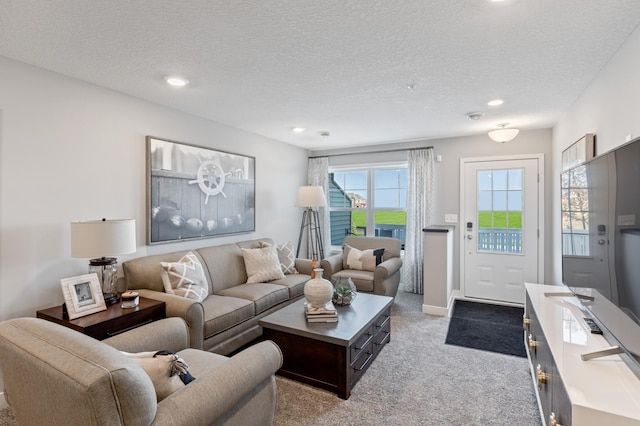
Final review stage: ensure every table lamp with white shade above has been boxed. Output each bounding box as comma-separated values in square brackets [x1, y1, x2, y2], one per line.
[70, 218, 137, 305]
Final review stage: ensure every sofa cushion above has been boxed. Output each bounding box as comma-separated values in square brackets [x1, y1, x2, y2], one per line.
[333, 269, 375, 292]
[343, 245, 385, 272]
[218, 283, 289, 314]
[122, 350, 191, 402]
[201, 295, 255, 338]
[196, 243, 248, 293]
[241, 246, 285, 284]
[270, 274, 310, 298]
[160, 252, 209, 302]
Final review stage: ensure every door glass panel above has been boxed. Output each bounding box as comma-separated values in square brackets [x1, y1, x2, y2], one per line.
[477, 168, 523, 254]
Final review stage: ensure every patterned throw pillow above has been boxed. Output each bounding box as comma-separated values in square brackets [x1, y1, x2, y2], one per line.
[259, 241, 298, 274]
[160, 252, 209, 302]
[343, 245, 386, 272]
[242, 246, 286, 283]
[122, 350, 194, 402]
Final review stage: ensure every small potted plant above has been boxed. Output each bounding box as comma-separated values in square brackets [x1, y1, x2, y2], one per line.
[332, 278, 357, 306]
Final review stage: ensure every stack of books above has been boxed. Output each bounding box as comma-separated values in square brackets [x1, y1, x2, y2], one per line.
[304, 302, 338, 323]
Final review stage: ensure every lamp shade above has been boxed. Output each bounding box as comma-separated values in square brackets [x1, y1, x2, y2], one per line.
[295, 186, 327, 208]
[71, 219, 137, 258]
[488, 128, 520, 143]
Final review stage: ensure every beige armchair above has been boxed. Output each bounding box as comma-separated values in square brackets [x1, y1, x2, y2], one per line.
[0, 317, 282, 426]
[321, 236, 403, 298]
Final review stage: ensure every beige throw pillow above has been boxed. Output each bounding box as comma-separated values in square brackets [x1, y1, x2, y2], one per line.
[122, 351, 186, 402]
[242, 246, 285, 283]
[343, 245, 385, 272]
[160, 252, 209, 302]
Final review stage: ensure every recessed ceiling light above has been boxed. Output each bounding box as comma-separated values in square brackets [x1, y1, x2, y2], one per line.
[488, 99, 504, 106]
[292, 127, 306, 133]
[165, 76, 189, 87]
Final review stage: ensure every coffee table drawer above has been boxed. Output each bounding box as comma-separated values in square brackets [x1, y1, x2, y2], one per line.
[350, 326, 374, 360]
[373, 307, 391, 330]
[373, 315, 391, 354]
[351, 339, 375, 384]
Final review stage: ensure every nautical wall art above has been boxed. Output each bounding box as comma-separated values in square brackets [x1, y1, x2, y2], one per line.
[146, 136, 255, 244]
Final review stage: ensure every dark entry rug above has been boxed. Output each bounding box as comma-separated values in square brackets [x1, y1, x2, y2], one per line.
[445, 300, 526, 357]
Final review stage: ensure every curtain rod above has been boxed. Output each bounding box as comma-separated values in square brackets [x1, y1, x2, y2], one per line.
[308, 145, 433, 159]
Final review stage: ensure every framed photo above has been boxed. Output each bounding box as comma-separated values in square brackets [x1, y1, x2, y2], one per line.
[60, 273, 107, 319]
[562, 133, 595, 171]
[146, 136, 255, 244]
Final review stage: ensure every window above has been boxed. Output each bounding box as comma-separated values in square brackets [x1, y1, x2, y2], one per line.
[329, 165, 407, 248]
[561, 165, 590, 256]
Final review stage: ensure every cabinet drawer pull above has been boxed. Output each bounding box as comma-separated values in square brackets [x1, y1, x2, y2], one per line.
[536, 364, 548, 390]
[528, 334, 538, 350]
[549, 412, 561, 426]
[353, 351, 374, 372]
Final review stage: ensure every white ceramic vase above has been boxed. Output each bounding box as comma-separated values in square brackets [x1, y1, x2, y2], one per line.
[304, 268, 334, 308]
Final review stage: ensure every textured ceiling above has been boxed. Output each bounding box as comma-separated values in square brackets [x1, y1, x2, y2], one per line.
[1, 1, 640, 149]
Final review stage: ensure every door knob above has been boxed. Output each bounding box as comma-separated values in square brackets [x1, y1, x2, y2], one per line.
[467, 234, 473, 240]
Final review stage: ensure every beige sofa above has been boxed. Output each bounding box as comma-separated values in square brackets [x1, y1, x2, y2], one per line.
[0, 317, 282, 425]
[122, 238, 311, 354]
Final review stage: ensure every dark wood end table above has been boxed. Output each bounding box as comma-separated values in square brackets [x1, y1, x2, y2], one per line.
[36, 297, 166, 340]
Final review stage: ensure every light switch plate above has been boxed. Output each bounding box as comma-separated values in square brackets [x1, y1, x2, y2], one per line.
[445, 214, 458, 223]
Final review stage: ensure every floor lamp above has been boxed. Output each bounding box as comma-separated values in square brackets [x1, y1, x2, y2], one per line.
[295, 186, 326, 260]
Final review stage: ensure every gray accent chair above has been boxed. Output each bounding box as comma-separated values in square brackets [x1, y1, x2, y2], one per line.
[321, 236, 403, 298]
[0, 317, 282, 426]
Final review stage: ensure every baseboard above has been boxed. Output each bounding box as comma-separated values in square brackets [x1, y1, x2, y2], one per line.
[422, 303, 448, 316]
[422, 290, 460, 317]
[0, 392, 8, 410]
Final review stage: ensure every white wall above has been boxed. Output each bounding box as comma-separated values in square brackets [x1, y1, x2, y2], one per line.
[312, 127, 554, 290]
[0, 56, 309, 323]
[552, 25, 640, 283]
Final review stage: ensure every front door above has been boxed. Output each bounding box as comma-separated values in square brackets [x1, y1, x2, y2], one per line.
[461, 156, 543, 304]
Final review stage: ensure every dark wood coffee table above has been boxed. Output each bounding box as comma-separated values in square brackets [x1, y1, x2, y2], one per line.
[259, 293, 392, 399]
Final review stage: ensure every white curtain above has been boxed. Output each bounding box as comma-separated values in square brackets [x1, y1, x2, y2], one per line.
[308, 157, 330, 258]
[403, 148, 434, 294]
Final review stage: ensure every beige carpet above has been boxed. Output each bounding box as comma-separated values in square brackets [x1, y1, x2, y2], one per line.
[0, 291, 541, 425]
[273, 291, 541, 425]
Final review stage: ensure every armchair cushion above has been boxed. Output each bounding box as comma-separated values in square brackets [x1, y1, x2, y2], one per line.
[160, 252, 209, 302]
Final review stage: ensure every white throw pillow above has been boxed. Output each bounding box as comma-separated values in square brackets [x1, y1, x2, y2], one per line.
[343, 245, 385, 272]
[242, 246, 285, 283]
[160, 252, 209, 302]
[122, 351, 188, 402]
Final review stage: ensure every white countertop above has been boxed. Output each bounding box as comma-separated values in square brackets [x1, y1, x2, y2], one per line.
[526, 283, 640, 425]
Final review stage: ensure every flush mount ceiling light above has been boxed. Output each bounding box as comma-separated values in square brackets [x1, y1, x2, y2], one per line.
[488, 123, 520, 143]
[292, 127, 306, 133]
[488, 99, 504, 106]
[165, 76, 189, 87]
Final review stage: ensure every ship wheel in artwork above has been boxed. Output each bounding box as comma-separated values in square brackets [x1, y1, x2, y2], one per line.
[188, 160, 228, 204]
